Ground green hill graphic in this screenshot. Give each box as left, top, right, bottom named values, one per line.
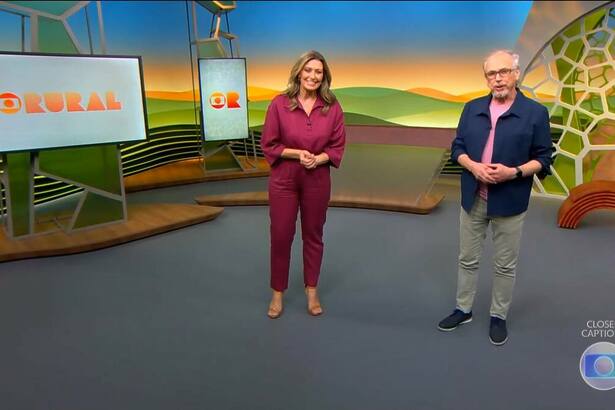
left=247, top=87, right=465, bottom=128
left=146, top=87, right=470, bottom=129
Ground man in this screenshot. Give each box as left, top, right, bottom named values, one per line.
left=438, top=50, right=553, bottom=345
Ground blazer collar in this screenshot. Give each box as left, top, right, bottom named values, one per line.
left=476, top=88, right=525, bottom=118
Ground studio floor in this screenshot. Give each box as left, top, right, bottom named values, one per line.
left=1, top=175, right=614, bottom=410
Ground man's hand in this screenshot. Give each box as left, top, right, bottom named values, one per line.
left=469, top=162, right=497, bottom=184
left=486, top=163, right=517, bottom=183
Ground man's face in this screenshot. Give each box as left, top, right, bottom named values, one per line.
left=484, top=52, right=520, bottom=100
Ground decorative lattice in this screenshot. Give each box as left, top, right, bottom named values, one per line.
left=521, top=3, right=615, bottom=197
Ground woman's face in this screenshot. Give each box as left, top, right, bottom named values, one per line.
left=299, top=59, right=324, bottom=95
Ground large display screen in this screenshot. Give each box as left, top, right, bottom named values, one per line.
left=0, top=52, right=147, bottom=153
left=198, top=58, right=249, bottom=141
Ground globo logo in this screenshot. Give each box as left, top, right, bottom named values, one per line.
left=209, top=91, right=240, bottom=109
left=0, top=92, right=22, bottom=114
left=0, top=91, right=122, bottom=114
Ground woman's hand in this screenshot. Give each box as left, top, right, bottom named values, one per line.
left=304, top=153, right=329, bottom=169
left=299, top=150, right=316, bottom=168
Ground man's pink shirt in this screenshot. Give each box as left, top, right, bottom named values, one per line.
left=478, top=98, right=514, bottom=200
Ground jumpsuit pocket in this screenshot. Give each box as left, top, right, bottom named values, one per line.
left=310, top=166, right=331, bottom=191
left=269, top=160, right=297, bottom=191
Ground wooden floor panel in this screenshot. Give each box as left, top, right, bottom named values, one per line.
left=0, top=203, right=223, bottom=263
left=124, top=158, right=270, bottom=192
left=194, top=191, right=443, bottom=214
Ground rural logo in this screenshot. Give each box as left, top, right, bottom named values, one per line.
left=0, top=91, right=122, bottom=114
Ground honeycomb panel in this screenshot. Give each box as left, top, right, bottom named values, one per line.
left=521, top=3, right=615, bottom=196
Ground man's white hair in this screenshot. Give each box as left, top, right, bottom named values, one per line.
left=483, top=49, right=520, bottom=70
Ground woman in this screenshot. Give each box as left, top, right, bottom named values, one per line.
left=260, top=50, right=346, bottom=319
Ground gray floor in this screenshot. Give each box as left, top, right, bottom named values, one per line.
left=1, top=176, right=614, bottom=410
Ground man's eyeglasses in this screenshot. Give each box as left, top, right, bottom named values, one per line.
left=484, top=67, right=517, bottom=79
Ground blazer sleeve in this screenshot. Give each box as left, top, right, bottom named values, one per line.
left=323, top=101, right=346, bottom=168
left=451, top=103, right=470, bottom=164
left=531, top=105, right=554, bottom=179
left=260, top=98, right=286, bottom=167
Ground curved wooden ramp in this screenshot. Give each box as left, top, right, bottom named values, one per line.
left=558, top=180, right=615, bottom=229
left=0, top=203, right=223, bottom=262
left=195, top=191, right=443, bottom=215
left=124, top=158, right=269, bottom=193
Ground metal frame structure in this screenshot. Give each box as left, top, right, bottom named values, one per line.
left=0, top=1, right=106, bottom=54
left=190, top=1, right=258, bottom=172
left=0, top=1, right=128, bottom=239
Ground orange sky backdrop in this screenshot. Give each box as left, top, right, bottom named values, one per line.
left=142, top=58, right=492, bottom=97
left=141, top=61, right=194, bottom=93
left=246, top=58, right=491, bottom=95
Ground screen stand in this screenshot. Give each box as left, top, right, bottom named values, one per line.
left=1, top=147, right=127, bottom=239
left=240, top=131, right=259, bottom=170
left=201, top=143, right=245, bottom=172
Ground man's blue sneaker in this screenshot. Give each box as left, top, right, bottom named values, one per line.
left=489, top=316, right=508, bottom=345
left=438, top=309, right=473, bottom=331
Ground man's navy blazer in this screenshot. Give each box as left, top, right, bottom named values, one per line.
left=451, top=90, right=553, bottom=217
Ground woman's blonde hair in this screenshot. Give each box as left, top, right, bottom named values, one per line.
left=284, top=50, right=336, bottom=114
